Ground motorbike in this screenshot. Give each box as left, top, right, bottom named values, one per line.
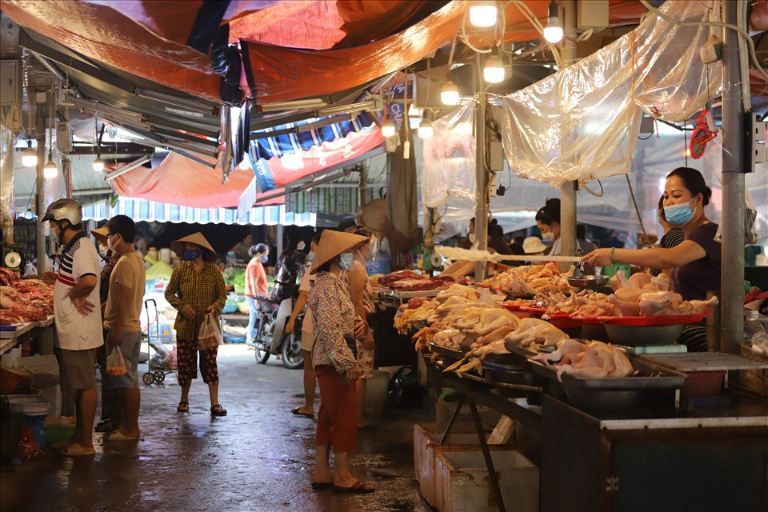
left=247, top=294, right=304, bottom=369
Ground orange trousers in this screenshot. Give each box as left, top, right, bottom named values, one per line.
left=315, top=365, right=358, bottom=453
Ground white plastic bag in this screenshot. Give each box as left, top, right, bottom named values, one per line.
left=106, top=346, right=127, bottom=376
left=198, top=314, right=223, bottom=350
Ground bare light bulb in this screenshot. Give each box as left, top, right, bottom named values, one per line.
left=483, top=55, right=505, bottom=83
left=92, top=158, right=105, bottom=172
left=441, top=81, right=459, bottom=106
left=43, top=154, right=58, bottom=179
left=381, top=120, right=396, bottom=138
left=469, top=1, right=497, bottom=28
left=418, top=119, right=433, bottom=139
left=543, top=1, right=563, bottom=44
left=21, top=141, right=37, bottom=167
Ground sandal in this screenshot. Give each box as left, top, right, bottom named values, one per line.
left=106, top=429, right=140, bottom=441
left=210, top=404, right=227, bottom=416
left=333, top=480, right=376, bottom=494
left=291, top=407, right=314, bottom=418
left=177, top=401, right=189, bottom=412
left=60, top=442, right=96, bottom=457
left=311, top=481, right=334, bottom=490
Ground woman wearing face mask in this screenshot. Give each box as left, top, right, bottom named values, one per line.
left=535, top=198, right=562, bottom=254
left=286, top=235, right=321, bottom=418
left=92, top=226, right=125, bottom=433
left=244, top=243, right=270, bottom=345
left=307, top=230, right=373, bottom=493
left=271, top=238, right=302, bottom=303
left=165, top=233, right=228, bottom=416
left=583, top=168, right=720, bottom=350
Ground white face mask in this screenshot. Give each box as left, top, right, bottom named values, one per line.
left=468, top=232, right=476, bottom=244
left=107, top=234, right=120, bottom=252
left=542, top=232, right=555, bottom=242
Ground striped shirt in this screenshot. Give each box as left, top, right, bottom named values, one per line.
left=165, top=261, right=226, bottom=340
left=53, top=231, right=103, bottom=350
left=649, top=228, right=685, bottom=277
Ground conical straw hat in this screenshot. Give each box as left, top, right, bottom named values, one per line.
left=170, top=232, right=217, bottom=262
left=91, top=226, right=109, bottom=246
left=310, top=230, right=369, bottom=274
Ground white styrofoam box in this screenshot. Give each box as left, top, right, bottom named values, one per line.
left=17, top=355, right=59, bottom=377
left=414, top=423, right=509, bottom=508
left=436, top=450, right=539, bottom=512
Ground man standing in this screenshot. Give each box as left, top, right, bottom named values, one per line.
left=102, top=215, right=146, bottom=441
left=43, top=199, right=102, bottom=456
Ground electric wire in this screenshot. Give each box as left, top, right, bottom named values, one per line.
left=625, top=174, right=648, bottom=238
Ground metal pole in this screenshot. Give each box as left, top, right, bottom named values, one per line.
left=559, top=0, right=578, bottom=265
left=35, top=98, right=47, bottom=277
left=719, top=0, right=746, bottom=354
left=474, top=53, right=489, bottom=281
left=358, top=163, right=368, bottom=210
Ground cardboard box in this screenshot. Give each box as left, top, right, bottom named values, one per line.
left=17, top=355, right=59, bottom=389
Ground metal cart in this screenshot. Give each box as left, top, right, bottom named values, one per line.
left=141, top=298, right=177, bottom=385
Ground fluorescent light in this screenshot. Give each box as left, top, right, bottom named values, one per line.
left=65, top=95, right=144, bottom=122
left=103, top=155, right=152, bottom=181
left=318, top=98, right=381, bottom=117
left=469, top=1, right=497, bottom=28
left=381, top=120, right=396, bottom=138
left=441, top=81, right=459, bottom=106
left=137, top=88, right=216, bottom=116
left=22, top=141, right=37, bottom=167
left=543, top=1, right=563, bottom=43
left=259, top=98, right=328, bottom=112
left=484, top=55, right=505, bottom=83
left=418, top=119, right=433, bottom=139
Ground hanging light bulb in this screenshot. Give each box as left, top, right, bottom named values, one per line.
left=21, top=140, right=38, bottom=167
left=441, top=81, right=460, bottom=106
left=43, top=152, right=58, bottom=179
left=469, top=1, right=498, bottom=28
left=381, top=120, right=396, bottom=138
left=483, top=55, right=505, bottom=83
left=543, top=0, right=563, bottom=44
left=92, top=158, right=105, bottom=172
left=418, top=119, right=433, bottom=139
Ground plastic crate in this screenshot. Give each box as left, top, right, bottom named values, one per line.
left=436, top=398, right=503, bottom=433
left=435, top=449, right=539, bottom=512
left=739, top=344, right=768, bottom=396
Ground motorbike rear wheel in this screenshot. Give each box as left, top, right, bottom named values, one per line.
left=281, top=332, right=304, bottom=369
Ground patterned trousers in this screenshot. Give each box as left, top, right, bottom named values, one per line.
left=176, top=337, right=219, bottom=386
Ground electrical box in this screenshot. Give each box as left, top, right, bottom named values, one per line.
left=489, top=141, right=504, bottom=172
left=577, top=0, right=609, bottom=30
left=0, top=60, right=22, bottom=106
left=746, top=113, right=766, bottom=169
left=56, top=121, right=72, bottom=152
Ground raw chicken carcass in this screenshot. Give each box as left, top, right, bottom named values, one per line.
left=504, top=318, right=569, bottom=348
left=628, top=272, right=653, bottom=289
left=637, top=291, right=683, bottom=316
left=555, top=341, right=633, bottom=381
left=531, top=338, right=585, bottom=363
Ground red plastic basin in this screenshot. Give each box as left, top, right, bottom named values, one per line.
left=680, top=371, right=726, bottom=397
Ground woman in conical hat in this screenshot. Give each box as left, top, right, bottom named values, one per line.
left=306, top=230, right=375, bottom=493
left=165, top=233, right=228, bottom=416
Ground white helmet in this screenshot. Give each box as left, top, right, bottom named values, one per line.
left=42, top=198, right=82, bottom=226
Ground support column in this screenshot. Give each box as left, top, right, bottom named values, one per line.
left=474, top=53, right=489, bottom=281
left=559, top=0, right=578, bottom=262
left=35, top=94, right=47, bottom=277
left=719, top=0, right=746, bottom=353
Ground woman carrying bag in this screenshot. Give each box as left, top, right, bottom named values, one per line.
left=165, top=233, right=227, bottom=416
left=307, top=230, right=374, bottom=494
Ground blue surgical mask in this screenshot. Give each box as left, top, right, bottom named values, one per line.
left=260, top=255, right=268, bottom=263
left=184, top=249, right=201, bottom=261
left=337, top=254, right=353, bottom=270
left=664, top=200, right=695, bottom=226
left=308, top=253, right=314, bottom=263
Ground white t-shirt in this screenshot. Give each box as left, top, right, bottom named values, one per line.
left=53, top=232, right=103, bottom=350
left=298, top=270, right=315, bottom=334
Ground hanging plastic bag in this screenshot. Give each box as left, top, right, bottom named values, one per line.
left=198, top=314, right=223, bottom=350
left=106, top=346, right=127, bottom=376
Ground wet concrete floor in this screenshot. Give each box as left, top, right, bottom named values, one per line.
left=1, top=345, right=435, bottom=512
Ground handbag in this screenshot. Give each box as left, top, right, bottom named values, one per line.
left=343, top=335, right=358, bottom=359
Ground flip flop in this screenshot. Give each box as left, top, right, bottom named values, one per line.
left=210, top=404, right=227, bottom=416
left=334, top=480, right=376, bottom=494
left=60, top=442, right=96, bottom=457
left=311, top=481, right=334, bottom=490
left=177, top=401, right=189, bottom=412
left=49, top=439, right=74, bottom=450
left=106, top=429, right=140, bottom=441
left=291, top=407, right=314, bottom=418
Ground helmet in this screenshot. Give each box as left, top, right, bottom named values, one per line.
left=42, top=198, right=82, bottom=226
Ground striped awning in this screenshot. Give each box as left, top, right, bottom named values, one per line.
left=82, top=197, right=315, bottom=226
left=285, top=185, right=380, bottom=215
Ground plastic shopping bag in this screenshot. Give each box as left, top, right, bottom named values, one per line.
left=106, top=346, right=127, bottom=376
left=198, top=314, right=223, bottom=350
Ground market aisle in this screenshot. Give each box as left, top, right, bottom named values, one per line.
left=0, top=345, right=433, bottom=512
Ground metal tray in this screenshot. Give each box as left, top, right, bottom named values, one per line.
left=428, top=342, right=466, bottom=361
left=604, top=323, right=683, bottom=346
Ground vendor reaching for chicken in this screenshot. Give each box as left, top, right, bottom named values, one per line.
left=582, top=168, right=720, bottom=352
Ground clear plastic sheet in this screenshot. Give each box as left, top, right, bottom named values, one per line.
left=421, top=102, right=476, bottom=208
left=0, top=124, right=15, bottom=228
left=501, top=0, right=722, bottom=188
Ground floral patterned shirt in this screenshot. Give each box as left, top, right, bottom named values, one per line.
left=308, top=272, right=356, bottom=373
